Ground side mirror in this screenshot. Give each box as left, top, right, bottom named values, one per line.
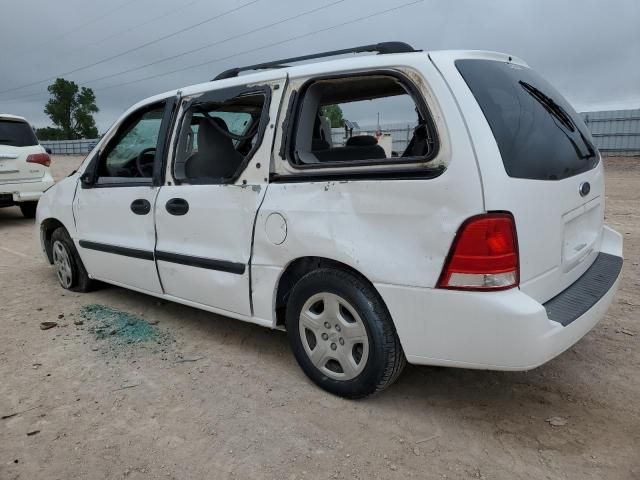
left=80, top=172, right=96, bottom=188
left=45, top=148, right=53, bottom=155
left=80, top=150, right=100, bottom=188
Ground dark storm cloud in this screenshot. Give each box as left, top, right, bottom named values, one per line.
left=0, top=0, right=638, bottom=131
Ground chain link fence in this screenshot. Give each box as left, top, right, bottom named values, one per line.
left=40, top=138, right=99, bottom=155
left=331, top=123, right=415, bottom=154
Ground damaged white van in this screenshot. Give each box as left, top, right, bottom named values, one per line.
left=36, top=43, right=623, bottom=398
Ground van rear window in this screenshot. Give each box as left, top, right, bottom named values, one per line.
left=456, top=59, right=598, bottom=180
left=0, top=120, right=38, bottom=147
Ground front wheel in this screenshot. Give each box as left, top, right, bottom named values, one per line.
left=286, top=268, right=406, bottom=399
left=50, top=227, right=95, bottom=292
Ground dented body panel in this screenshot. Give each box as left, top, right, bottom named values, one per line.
left=154, top=184, right=262, bottom=317
left=153, top=77, right=286, bottom=318
left=34, top=171, right=78, bottom=260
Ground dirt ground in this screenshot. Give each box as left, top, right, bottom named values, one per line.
left=1, top=155, right=639, bottom=480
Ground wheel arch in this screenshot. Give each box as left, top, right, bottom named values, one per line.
left=273, top=256, right=386, bottom=328
left=40, top=217, right=68, bottom=264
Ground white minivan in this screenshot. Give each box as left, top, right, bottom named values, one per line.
left=1, top=114, right=53, bottom=217
left=36, top=43, right=623, bottom=398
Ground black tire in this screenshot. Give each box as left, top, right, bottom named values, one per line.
left=286, top=268, right=406, bottom=399
left=50, top=227, right=95, bottom=292
left=19, top=201, right=38, bottom=218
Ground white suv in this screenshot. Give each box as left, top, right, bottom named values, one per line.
left=35, top=43, right=623, bottom=398
left=1, top=114, right=54, bottom=217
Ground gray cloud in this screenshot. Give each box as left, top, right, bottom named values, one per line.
left=1, top=0, right=638, bottom=132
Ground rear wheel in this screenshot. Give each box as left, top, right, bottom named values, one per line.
left=19, top=201, right=38, bottom=218
left=50, top=227, right=95, bottom=292
left=286, top=268, right=406, bottom=398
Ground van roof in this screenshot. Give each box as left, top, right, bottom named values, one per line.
left=126, top=47, right=522, bottom=114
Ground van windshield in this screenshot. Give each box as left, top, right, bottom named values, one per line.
left=456, top=59, right=598, bottom=180
left=0, top=120, right=39, bottom=147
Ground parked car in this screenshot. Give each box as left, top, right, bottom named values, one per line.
left=35, top=43, right=623, bottom=398
left=0, top=114, right=53, bottom=217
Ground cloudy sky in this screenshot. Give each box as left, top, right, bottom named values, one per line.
left=1, top=0, right=638, bottom=132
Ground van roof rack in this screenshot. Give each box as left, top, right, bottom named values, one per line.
left=212, top=41, right=417, bottom=81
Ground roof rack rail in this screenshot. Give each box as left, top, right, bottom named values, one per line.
left=212, top=41, right=417, bottom=81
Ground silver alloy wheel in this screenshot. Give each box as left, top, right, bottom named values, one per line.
left=52, top=240, right=73, bottom=289
left=299, top=292, right=369, bottom=381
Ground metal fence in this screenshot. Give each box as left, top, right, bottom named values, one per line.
left=331, top=123, right=415, bottom=154
left=40, top=138, right=99, bottom=155
left=581, top=109, right=640, bottom=156
left=339, top=113, right=640, bottom=158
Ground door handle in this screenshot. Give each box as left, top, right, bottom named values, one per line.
left=165, top=198, right=189, bottom=216
left=130, top=199, right=151, bottom=215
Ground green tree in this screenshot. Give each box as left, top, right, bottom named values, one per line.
left=321, top=104, right=344, bottom=128
left=44, top=78, right=99, bottom=139
left=35, top=126, right=66, bottom=141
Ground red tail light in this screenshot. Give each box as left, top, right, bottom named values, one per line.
left=437, top=213, right=519, bottom=291
left=26, top=152, right=51, bottom=167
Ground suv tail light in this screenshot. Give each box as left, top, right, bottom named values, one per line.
left=26, top=153, right=51, bottom=167
left=437, top=213, right=519, bottom=291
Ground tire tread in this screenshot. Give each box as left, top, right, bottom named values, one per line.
left=287, top=267, right=406, bottom=398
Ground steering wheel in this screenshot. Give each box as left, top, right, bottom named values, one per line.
left=135, top=147, right=156, bottom=177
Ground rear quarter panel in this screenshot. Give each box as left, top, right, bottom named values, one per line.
left=430, top=51, right=607, bottom=303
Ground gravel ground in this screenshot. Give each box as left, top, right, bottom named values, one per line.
left=1, top=155, right=639, bottom=480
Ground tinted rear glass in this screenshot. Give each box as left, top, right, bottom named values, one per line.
left=456, top=59, right=598, bottom=180
left=0, top=120, right=38, bottom=147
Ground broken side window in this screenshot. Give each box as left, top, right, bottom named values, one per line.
left=173, top=91, right=266, bottom=184
left=288, top=73, right=438, bottom=167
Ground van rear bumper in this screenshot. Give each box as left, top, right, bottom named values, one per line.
left=376, top=226, right=624, bottom=371
left=543, top=252, right=622, bottom=326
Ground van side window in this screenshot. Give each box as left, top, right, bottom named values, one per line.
left=288, top=73, right=438, bottom=167
left=98, top=103, right=165, bottom=179
left=173, top=91, right=266, bottom=184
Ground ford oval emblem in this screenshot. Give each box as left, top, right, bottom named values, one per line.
left=579, top=182, right=591, bottom=197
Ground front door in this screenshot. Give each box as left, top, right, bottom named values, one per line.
left=74, top=98, right=174, bottom=293
left=154, top=81, right=283, bottom=317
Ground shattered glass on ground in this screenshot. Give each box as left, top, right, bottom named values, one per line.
left=80, top=304, right=170, bottom=346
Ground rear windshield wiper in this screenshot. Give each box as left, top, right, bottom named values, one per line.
left=520, top=81, right=596, bottom=159
left=520, top=81, right=575, bottom=131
